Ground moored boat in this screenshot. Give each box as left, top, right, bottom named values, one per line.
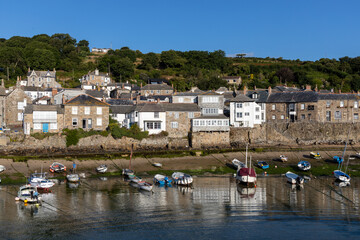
left=49, top=162, right=66, bottom=173
left=29, top=172, right=55, bottom=189
left=333, top=170, right=350, bottom=182
left=172, top=172, right=193, bottom=186
left=66, top=174, right=80, bottom=183
left=0, top=165, right=6, bottom=173
left=310, top=152, right=321, bottom=159
left=257, top=161, right=269, bottom=169
left=298, top=161, right=311, bottom=171
left=122, top=169, right=134, bottom=178
left=130, top=175, right=142, bottom=183
left=96, top=164, right=108, bottom=173
left=285, top=171, right=304, bottom=185
left=232, top=159, right=246, bottom=170
left=152, top=162, right=162, bottom=167
left=138, top=181, right=153, bottom=191
left=154, top=174, right=172, bottom=186
left=16, top=184, right=41, bottom=204
left=280, top=155, right=288, bottom=162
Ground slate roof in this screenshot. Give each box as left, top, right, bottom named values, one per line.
left=140, top=95, right=172, bottom=101
left=110, top=105, right=136, bottom=114
left=162, top=103, right=200, bottom=112
left=230, top=94, right=254, bottom=102
left=27, top=70, right=56, bottom=78
left=22, top=86, right=53, bottom=92
left=107, top=99, right=134, bottom=105
left=137, top=103, right=165, bottom=112
left=85, top=90, right=106, bottom=98
left=273, top=86, right=301, bottom=92
left=317, top=93, right=358, bottom=100
left=65, top=94, right=109, bottom=106
left=216, top=87, right=229, bottom=92
left=198, top=91, right=221, bottom=96
left=245, top=90, right=269, bottom=103
left=173, top=92, right=201, bottom=96
left=266, top=91, right=318, bottom=103
left=148, top=78, right=171, bottom=85
left=141, top=84, right=173, bottom=91
left=24, top=104, right=64, bottom=114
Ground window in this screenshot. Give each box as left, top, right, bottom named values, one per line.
left=218, top=120, right=222, bottom=126
left=354, top=113, right=359, bottom=120
left=223, top=120, right=229, bottom=126
left=255, top=115, right=260, bottom=120
left=245, top=112, right=250, bottom=116
left=206, top=120, right=211, bottom=126
left=281, top=115, right=285, bottom=120
left=85, top=107, right=90, bottom=115
left=272, top=104, right=276, bottom=110
left=261, top=113, right=264, bottom=120
left=72, top=107, right=78, bottom=115
left=236, top=112, right=243, bottom=118
left=335, top=111, right=341, bottom=120
left=97, top=117, right=102, bottom=126
left=146, top=122, right=161, bottom=129
left=200, top=120, right=205, bottom=126
left=202, top=108, right=218, bottom=115
left=308, top=105, right=315, bottom=110
left=188, top=112, right=194, bottom=118
left=301, top=114, right=305, bottom=120
left=245, top=103, right=250, bottom=107
left=72, top=118, right=78, bottom=126
left=252, top=93, right=258, bottom=99
left=178, top=97, right=184, bottom=103
left=340, top=101, right=344, bottom=107
left=326, top=101, right=331, bottom=108
left=154, top=112, right=159, bottom=118
left=301, top=104, right=305, bottom=110
left=236, top=103, right=243, bottom=108
left=171, top=122, right=178, bottom=128
left=255, top=107, right=260, bottom=112
left=193, top=120, right=199, bottom=126
left=157, top=90, right=160, bottom=94
left=355, top=101, right=359, bottom=109
left=308, top=114, right=312, bottom=119
left=17, top=113, right=23, bottom=121
left=50, top=123, right=57, bottom=130
left=88, top=119, right=92, bottom=128
left=18, top=102, right=25, bottom=110
left=202, top=96, right=218, bottom=103
left=272, top=115, right=276, bottom=120
left=174, top=113, right=179, bottom=119
left=97, top=107, right=102, bottom=115
left=34, top=123, right=41, bottom=130
left=326, top=111, right=331, bottom=121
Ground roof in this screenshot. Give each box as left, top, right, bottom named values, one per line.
left=137, top=103, right=165, bottom=112
left=86, top=70, right=109, bottom=77
left=193, top=114, right=229, bottom=119
left=22, top=86, right=53, bottom=92
left=107, top=99, right=134, bottom=105
left=245, top=90, right=269, bottom=103
left=141, top=84, right=173, bottom=91
left=140, top=95, right=172, bottom=101
left=173, top=92, right=200, bottom=97
left=65, top=94, right=109, bottom=106
left=318, top=93, right=358, bottom=100
left=162, top=103, right=200, bottom=112
left=267, top=91, right=318, bottom=103
left=273, top=86, right=301, bottom=92
left=198, top=91, right=221, bottom=96
left=230, top=94, right=254, bottom=102
left=0, top=87, right=6, bottom=96
left=24, top=104, right=64, bottom=114
left=85, top=90, right=106, bottom=98
left=216, top=87, right=229, bottom=92
left=27, top=70, right=56, bottom=78
left=148, top=78, right=171, bottom=85
left=110, top=105, right=136, bottom=114
left=222, top=76, right=241, bottom=79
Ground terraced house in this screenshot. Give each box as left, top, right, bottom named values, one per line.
left=23, top=105, right=64, bottom=134
left=64, top=94, right=109, bottom=131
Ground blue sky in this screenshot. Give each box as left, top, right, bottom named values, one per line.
left=1, top=0, right=359, bottom=60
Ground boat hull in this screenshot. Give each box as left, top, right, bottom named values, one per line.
left=334, top=170, right=350, bottom=182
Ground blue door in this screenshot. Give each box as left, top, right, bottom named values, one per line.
left=42, top=123, right=49, bottom=133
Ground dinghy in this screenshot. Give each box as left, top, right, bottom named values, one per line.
left=66, top=174, right=80, bottom=183
left=29, top=172, right=55, bottom=189
left=280, top=155, right=288, bottom=162
left=49, top=162, right=66, bottom=173
left=298, top=161, right=311, bottom=171
left=16, top=185, right=41, bottom=204
left=310, top=152, right=321, bottom=159
left=0, top=165, right=6, bottom=173
left=333, top=170, right=350, bottom=182
left=257, top=161, right=269, bottom=169
left=96, top=164, right=108, bottom=173
left=285, top=171, right=304, bottom=185
left=138, top=181, right=153, bottom=191
left=129, top=175, right=142, bottom=183
left=154, top=174, right=172, bottom=186
left=152, top=162, right=162, bottom=167
left=122, top=169, right=134, bottom=178
left=172, top=172, right=193, bottom=186
left=232, top=159, right=246, bottom=169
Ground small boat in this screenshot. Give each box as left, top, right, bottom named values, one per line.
left=154, top=174, right=172, bottom=186
left=130, top=175, right=142, bottom=183
left=236, top=167, right=257, bottom=186
left=354, top=152, right=360, bottom=158
left=333, top=170, right=350, bottom=182
left=0, top=165, right=6, bottom=173
left=152, top=162, right=162, bottom=167
left=16, top=184, right=41, bottom=203
left=49, top=162, right=66, bottom=173
left=29, top=172, right=55, bottom=189
left=285, top=171, right=304, bottom=185
left=96, top=164, right=108, bottom=173
left=232, top=159, right=246, bottom=169
left=138, top=181, right=153, bottom=191
left=257, top=161, right=269, bottom=169
left=122, top=169, right=134, bottom=178
left=298, top=161, right=311, bottom=171
left=333, top=156, right=343, bottom=164
left=172, top=172, right=193, bottom=186
left=280, top=155, right=288, bottom=162
left=66, top=174, right=80, bottom=183
left=310, top=152, right=321, bottom=159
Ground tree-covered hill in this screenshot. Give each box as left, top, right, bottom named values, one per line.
left=1, top=33, right=360, bottom=92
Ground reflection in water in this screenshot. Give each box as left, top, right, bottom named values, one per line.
left=0, top=176, right=359, bottom=239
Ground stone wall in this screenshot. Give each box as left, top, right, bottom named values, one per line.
left=191, top=131, right=230, bottom=149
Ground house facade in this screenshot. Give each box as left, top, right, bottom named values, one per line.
left=26, top=69, right=61, bottom=88
left=140, top=84, right=173, bottom=96
left=23, top=105, right=64, bottom=134
left=80, top=69, right=111, bottom=86
left=229, top=94, right=264, bottom=128
left=64, top=95, right=109, bottom=131
left=22, top=86, right=54, bottom=101
left=5, top=88, right=32, bottom=128
left=137, top=103, right=166, bottom=135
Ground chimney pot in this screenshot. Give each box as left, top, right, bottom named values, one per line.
left=268, top=86, right=272, bottom=95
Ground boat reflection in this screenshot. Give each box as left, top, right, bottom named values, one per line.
left=67, top=182, right=79, bottom=189
left=237, top=185, right=256, bottom=198
left=334, top=180, right=350, bottom=187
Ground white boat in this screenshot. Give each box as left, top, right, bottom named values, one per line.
left=152, top=162, right=162, bottom=167
left=66, top=174, right=80, bottom=183
left=285, top=171, right=304, bottom=185
left=0, top=165, right=6, bottom=173
left=232, top=159, right=246, bottom=169
left=130, top=175, right=142, bottom=183
left=29, top=173, right=55, bottom=189
left=153, top=174, right=172, bottom=185
left=280, top=155, right=288, bottom=162
left=236, top=146, right=257, bottom=186
left=16, top=184, right=41, bottom=203
left=96, top=164, right=108, bottom=173
left=172, top=172, right=193, bottom=186
left=333, top=170, right=350, bottom=182
left=298, top=161, right=311, bottom=171
left=122, top=169, right=134, bottom=177
left=138, top=181, right=153, bottom=191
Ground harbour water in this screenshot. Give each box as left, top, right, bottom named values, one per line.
left=0, top=176, right=359, bottom=239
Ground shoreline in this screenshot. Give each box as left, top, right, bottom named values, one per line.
left=1, top=148, right=360, bottom=184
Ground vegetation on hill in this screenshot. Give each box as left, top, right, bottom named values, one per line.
left=1, top=33, right=360, bottom=92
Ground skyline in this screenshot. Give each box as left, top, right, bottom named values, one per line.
left=1, top=0, right=360, bottom=61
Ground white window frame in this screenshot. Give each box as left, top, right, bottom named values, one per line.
left=97, top=117, right=102, bottom=126
left=85, top=107, right=90, bottom=115
left=97, top=107, right=102, bottom=115
left=340, top=101, right=344, bottom=107
left=171, top=122, right=178, bottom=129
left=272, top=104, right=276, bottom=110
left=301, top=104, right=305, bottom=110
left=72, top=106, right=78, bottom=115
left=188, top=112, right=194, bottom=118
left=72, top=118, right=78, bottom=126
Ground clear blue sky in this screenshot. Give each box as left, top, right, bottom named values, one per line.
left=1, top=0, right=359, bottom=60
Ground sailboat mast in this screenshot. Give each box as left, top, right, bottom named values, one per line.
left=129, top=143, right=133, bottom=169
left=245, top=144, right=248, bottom=167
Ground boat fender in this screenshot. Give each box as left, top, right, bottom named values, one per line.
left=15, top=197, right=20, bottom=201
left=24, top=199, right=28, bottom=203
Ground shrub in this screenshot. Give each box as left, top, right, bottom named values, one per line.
left=109, top=123, right=148, bottom=140
left=31, top=132, right=57, bottom=140
left=63, top=128, right=109, bottom=147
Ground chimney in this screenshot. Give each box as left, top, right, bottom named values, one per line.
left=52, top=88, right=58, bottom=96
left=243, top=85, right=248, bottom=95
left=254, top=85, right=257, bottom=90
left=339, top=89, right=341, bottom=94
left=62, top=94, right=65, bottom=104
left=157, top=98, right=160, bottom=103
left=136, top=95, right=140, bottom=104
left=268, top=86, right=272, bottom=95
left=305, top=85, right=311, bottom=91
left=95, top=68, right=99, bottom=76
left=28, top=67, right=31, bottom=72
left=315, top=85, right=318, bottom=92
left=140, top=82, right=143, bottom=88
left=130, top=92, right=133, bottom=101
left=116, top=89, right=119, bottom=98
left=97, top=85, right=100, bottom=91
left=292, top=85, right=296, bottom=88
left=1, top=79, right=4, bottom=88
left=172, top=83, right=174, bottom=88
left=53, top=68, right=56, bottom=73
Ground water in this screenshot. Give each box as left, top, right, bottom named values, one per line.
left=0, top=176, right=359, bottom=240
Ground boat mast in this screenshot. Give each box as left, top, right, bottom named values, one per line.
left=129, top=143, right=133, bottom=169
left=245, top=144, right=248, bottom=167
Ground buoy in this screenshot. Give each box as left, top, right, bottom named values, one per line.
left=15, top=197, right=20, bottom=201
left=24, top=199, right=28, bottom=203
left=275, top=165, right=277, bottom=168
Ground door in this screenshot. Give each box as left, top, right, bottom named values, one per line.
left=88, top=119, right=92, bottom=129
left=42, top=123, right=49, bottom=133
left=82, top=119, right=87, bottom=129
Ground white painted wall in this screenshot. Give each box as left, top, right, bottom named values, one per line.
left=138, top=111, right=166, bottom=134
left=230, top=101, right=265, bottom=128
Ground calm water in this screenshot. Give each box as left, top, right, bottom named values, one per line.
left=0, top=176, right=359, bottom=240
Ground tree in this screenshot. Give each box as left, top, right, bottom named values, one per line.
left=28, top=49, right=56, bottom=70
left=160, top=50, right=186, bottom=68
left=139, top=52, right=159, bottom=70
left=275, top=67, right=295, bottom=84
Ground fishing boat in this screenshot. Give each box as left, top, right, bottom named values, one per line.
left=257, top=161, right=269, bottom=169
left=172, top=172, right=193, bottom=186
left=153, top=174, right=172, bottom=186
left=122, top=168, right=134, bottom=178
left=16, top=184, right=41, bottom=204
left=310, top=152, right=321, bottom=159
left=29, top=172, right=55, bottom=189
left=138, top=181, right=153, bottom=191
left=232, top=159, right=246, bottom=169
left=279, top=155, right=288, bottom=162
left=66, top=174, right=80, bottom=183
left=333, top=170, right=351, bottom=182
left=285, top=171, right=304, bottom=185
left=298, top=161, right=311, bottom=171
left=0, top=165, right=5, bottom=173
left=152, top=162, right=162, bottom=167
left=49, top=162, right=66, bottom=173
left=96, top=164, right=108, bottom=173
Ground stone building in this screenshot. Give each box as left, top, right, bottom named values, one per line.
left=23, top=105, right=64, bottom=134
left=0, top=80, right=6, bottom=128
left=80, top=69, right=111, bottom=87
left=26, top=68, right=61, bottom=88
left=64, top=94, right=109, bottom=131
left=5, top=87, right=32, bottom=128
left=317, top=93, right=360, bottom=122
left=163, top=103, right=201, bottom=138
left=140, top=83, right=173, bottom=96
left=222, top=76, right=242, bottom=85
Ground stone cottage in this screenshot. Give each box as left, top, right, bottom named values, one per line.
left=5, top=87, right=32, bottom=129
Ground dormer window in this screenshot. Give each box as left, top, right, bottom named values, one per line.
left=252, top=93, right=258, bottom=99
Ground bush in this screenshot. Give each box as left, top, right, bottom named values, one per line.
left=109, top=123, right=148, bottom=140
left=31, top=132, right=57, bottom=140
left=63, top=128, right=109, bottom=147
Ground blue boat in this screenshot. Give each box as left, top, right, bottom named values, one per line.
left=333, top=156, right=343, bottom=164
left=257, top=161, right=269, bottom=169
left=298, top=161, right=311, bottom=171
left=154, top=174, right=172, bottom=186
